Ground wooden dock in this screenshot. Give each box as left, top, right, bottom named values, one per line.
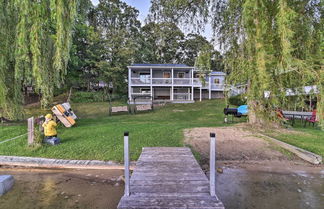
left=117, top=147, right=224, bottom=209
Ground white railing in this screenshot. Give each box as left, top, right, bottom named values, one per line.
left=173, top=78, right=192, bottom=85
left=211, top=84, right=225, bottom=90
left=130, top=77, right=225, bottom=90
left=174, top=93, right=191, bottom=100
left=131, top=92, right=151, bottom=96
left=152, top=78, right=172, bottom=85
left=131, top=78, right=151, bottom=85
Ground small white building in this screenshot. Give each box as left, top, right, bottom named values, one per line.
left=128, top=64, right=226, bottom=103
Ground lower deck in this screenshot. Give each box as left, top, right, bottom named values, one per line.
left=130, top=86, right=224, bottom=104
left=117, top=147, right=224, bottom=209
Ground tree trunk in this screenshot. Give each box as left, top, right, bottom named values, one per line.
left=247, top=99, right=258, bottom=124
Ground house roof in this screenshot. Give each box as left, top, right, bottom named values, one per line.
left=210, top=71, right=226, bottom=76
left=128, top=64, right=194, bottom=69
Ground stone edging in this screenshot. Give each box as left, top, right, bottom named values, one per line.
left=259, top=134, right=322, bottom=165
left=0, top=156, right=136, bottom=170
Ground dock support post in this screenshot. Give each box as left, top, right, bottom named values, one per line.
left=124, top=132, right=130, bottom=196
left=27, top=117, right=34, bottom=145
left=210, top=132, right=216, bottom=196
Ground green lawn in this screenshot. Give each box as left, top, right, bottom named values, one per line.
left=0, top=100, right=234, bottom=161
left=1, top=100, right=322, bottom=161
left=264, top=124, right=324, bottom=158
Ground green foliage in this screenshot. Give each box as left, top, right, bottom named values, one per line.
left=229, top=95, right=247, bottom=106
left=34, top=128, right=44, bottom=145
left=140, top=22, right=184, bottom=63
left=148, top=0, right=211, bottom=33
left=67, top=0, right=141, bottom=94
left=71, top=91, right=108, bottom=103
left=0, top=0, right=78, bottom=119
left=149, top=0, right=323, bottom=129
left=195, top=46, right=212, bottom=84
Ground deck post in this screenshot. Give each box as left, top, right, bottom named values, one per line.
left=191, top=86, right=194, bottom=100
left=210, top=132, right=216, bottom=197
left=124, top=132, right=130, bottom=196
left=191, top=69, right=194, bottom=101
left=150, top=68, right=153, bottom=101
left=199, top=87, right=202, bottom=101
left=128, top=68, right=131, bottom=101
left=209, top=76, right=212, bottom=100
left=171, top=68, right=174, bottom=101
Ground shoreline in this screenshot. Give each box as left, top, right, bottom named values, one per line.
left=1, top=155, right=323, bottom=173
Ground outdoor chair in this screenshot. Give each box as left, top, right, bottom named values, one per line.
left=276, top=109, right=290, bottom=123
left=304, top=110, right=318, bottom=127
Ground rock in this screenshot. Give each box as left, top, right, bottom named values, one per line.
left=61, top=192, right=65, bottom=195
left=114, top=183, right=120, bottom=187
left=78, top=194, right=82, bottom=197
left=297, top=189, right=302, bottom=193
left=64, top=196, right=69, bottom=199
left=0, top=175, right=14, bottom=196
left=117, top=176, right=125, bottom=182
left=217, top=167, right=223, bottom=174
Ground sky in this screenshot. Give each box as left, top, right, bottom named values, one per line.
left=91, top=0, right=150, bottom=23
left=91, top=0, right=213, bottom=40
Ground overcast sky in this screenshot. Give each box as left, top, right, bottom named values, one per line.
left=91, top=0, right=213, bottom=41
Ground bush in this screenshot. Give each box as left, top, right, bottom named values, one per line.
left=71, top=91, right=107, bottom=103
left=71, top=91, right=128, bottom=103
left=228, top=95, right=246, bottom=106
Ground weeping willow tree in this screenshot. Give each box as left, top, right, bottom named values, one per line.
left=149, top=0, right=323, bottom=129
left=0, top=0, right=77, bottom=120
left=195, top=46, right=212, bottom=85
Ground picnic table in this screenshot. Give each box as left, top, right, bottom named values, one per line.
left=282, top=111, right=312, bottom=126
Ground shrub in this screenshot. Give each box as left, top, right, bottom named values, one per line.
left=229, top=95, right=246, bottom=106
left=71, top=91, right=107, bottom=103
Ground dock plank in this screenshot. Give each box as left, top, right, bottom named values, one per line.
left=117, top=147, right=224, bottom=209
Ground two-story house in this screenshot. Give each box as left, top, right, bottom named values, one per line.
left=128, top=64, right=226, bottom=103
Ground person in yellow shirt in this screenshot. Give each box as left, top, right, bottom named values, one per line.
left=42, top=114, right=57, bottom=137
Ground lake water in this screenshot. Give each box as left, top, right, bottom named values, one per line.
left=0, top=167, right=323, bottom=209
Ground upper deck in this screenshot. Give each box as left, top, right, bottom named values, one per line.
left=128, top=64, right=226, bottom=90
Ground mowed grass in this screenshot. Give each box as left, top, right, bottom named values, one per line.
left=265, top=124, right=324, bottom=158
left=0, top=100, right=232, bottom=161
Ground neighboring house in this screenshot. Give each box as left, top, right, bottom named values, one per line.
left=128, top=64, right=226, bottom=103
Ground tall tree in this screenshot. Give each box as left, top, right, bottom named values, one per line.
left=149, top=0, right=323, bottom=129
left=92, top=0, right=142, bottom=95
left=67, top=0, right=104, bottom=90
left=0, top=0, right=77, bottom=119
left=179, top=33, right=223, bottom=71
left=140, top=22, right=185, bottom=64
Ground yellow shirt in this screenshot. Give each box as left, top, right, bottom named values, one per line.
left=42, top=120, right=57, bottom=136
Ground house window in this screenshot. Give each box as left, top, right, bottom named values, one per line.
left=178, top=72, right=185, bottom=78
left=214, top=78, right=220, bottom=84
left=163, top=72, right=171, bottom=78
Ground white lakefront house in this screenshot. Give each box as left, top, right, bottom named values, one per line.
left=128, top=64, right=226, bottom=103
